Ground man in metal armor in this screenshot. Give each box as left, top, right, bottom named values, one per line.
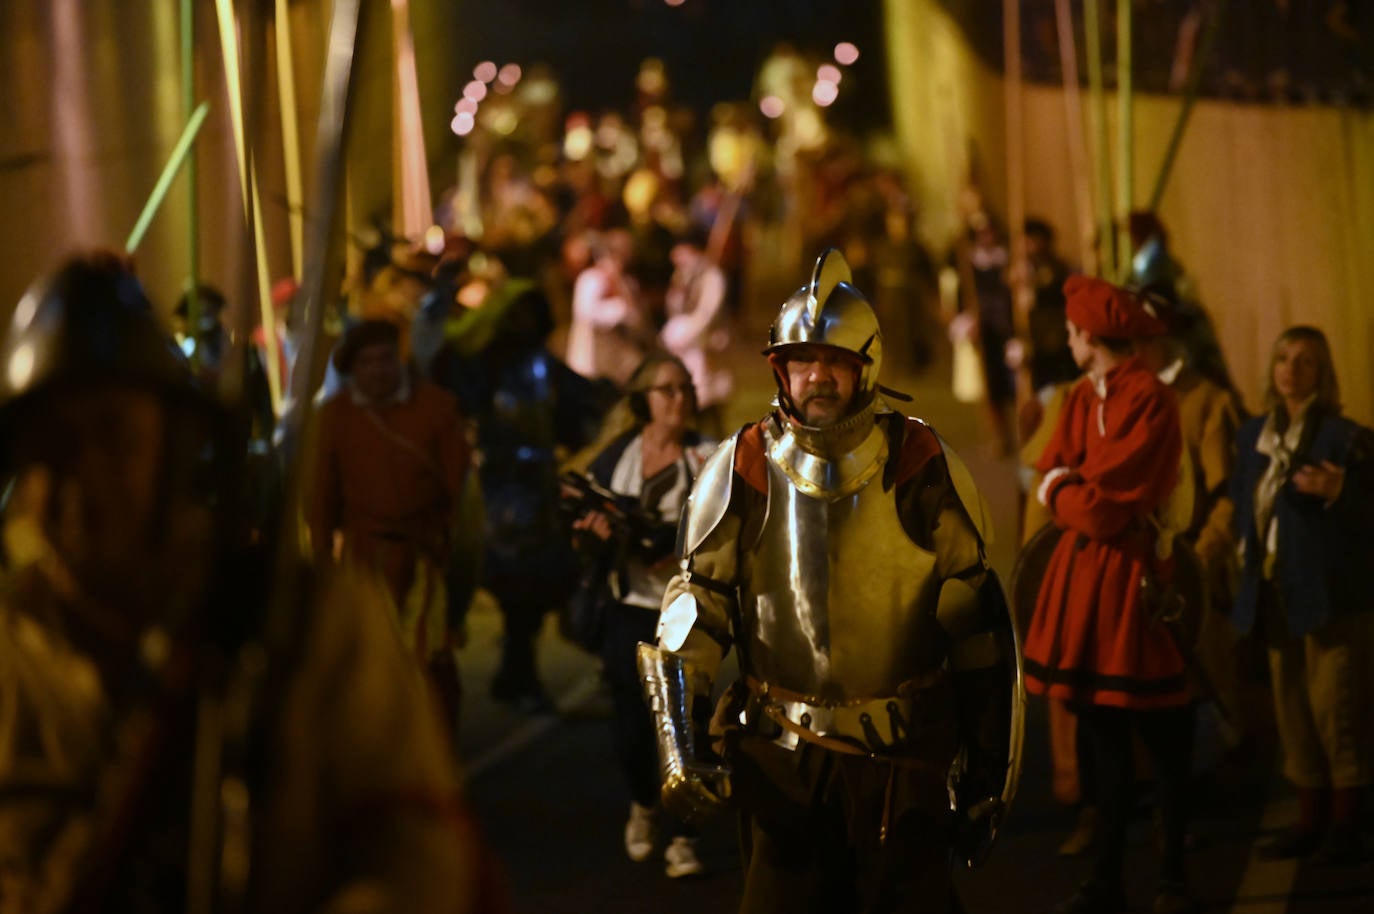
left=638, top=249, right=1023, bottom=913
left=429, top=279, right=610, bottom=709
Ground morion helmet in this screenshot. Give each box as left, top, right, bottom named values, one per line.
left=764, top=248, right=882, bottom=405
left=0, top=254, right=195, bottom=413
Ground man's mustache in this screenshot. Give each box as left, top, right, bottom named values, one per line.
left=801, top=385, right=840, bottom=404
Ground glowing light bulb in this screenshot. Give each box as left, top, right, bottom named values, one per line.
left=424, top=225, right=446, bottom=254
left=759, top=95, right=785, bottom=119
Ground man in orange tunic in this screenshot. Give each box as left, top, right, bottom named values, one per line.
left=1024, top=276, right=1197, bottom=914
left=310, top=320, right=472, bottom=727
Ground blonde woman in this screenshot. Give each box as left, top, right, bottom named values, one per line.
left=568, top=352, right=717, bottom=877
left=1232, top=326, right=1374, bottom=864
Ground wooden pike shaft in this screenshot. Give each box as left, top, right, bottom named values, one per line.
left=214, top=0, right=282, bottom=414
left=1084, top=0, right=1114, bottom=277
left=276, top=0, right=304, bottom=280
left=1004, top=0, right=1029, bottom=336
left=1054, top=0, right=1099, bottom=275
left=1149, top=0, right=1229, bottom=211
left=125, top=102, right=210, bottom=255
left=1117, top=0, right=1133, bottom=281
left=181, top=0, right=201, bottom=343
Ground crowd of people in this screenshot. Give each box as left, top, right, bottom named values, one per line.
left=0, top=53, right=1371, bottom=914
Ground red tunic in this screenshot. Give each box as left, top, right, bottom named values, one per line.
left=1023, top=357, right=1188, bottom=709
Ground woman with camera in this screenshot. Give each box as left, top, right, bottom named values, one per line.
left=1232, top=325, right=1374, bottom=864
left=567, top=352, right=718, bottom=878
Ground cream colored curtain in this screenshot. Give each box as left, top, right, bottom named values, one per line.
left=886, top=0, right=1374, bottom=425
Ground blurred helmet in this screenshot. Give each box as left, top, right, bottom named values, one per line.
left=764, top=247, right=882, bottom=403
left=0, top=254, right=197, bottom=418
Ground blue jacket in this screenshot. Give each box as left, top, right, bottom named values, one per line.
left=1231, top=409, right=1374, bottom=637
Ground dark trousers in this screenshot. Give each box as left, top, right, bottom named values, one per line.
left=728, top=735, right=961, bottom=914
left=1078, top=704, right=1195, bottom=889
left=1076, top=713, right=1097, bottom=805
left=486, top=541, right=579, bottom=692
left=600, top=602, right=663, bottom=807
left=599, top=602, right=693, bottom=837
left=739, top=807, right=960, bottom=914
left=491, top=592, right=546, bottom=690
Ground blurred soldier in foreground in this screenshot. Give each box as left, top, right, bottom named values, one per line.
left=0, top=254, right=485, bottom=913
left=640, top=250, right=1022, bottom=913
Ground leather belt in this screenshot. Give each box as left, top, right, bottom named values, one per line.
left=743, top=675, right=943, bottom=766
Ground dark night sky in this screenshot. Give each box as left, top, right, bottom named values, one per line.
left=452, top=0, right=891, bottom=128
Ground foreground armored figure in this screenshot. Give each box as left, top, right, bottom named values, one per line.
left=639, top=249, right=1023, bottom=913
left=0, top=255, right=486, bottom=913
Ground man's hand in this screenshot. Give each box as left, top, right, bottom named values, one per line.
left=1291, top=460, right=1345, bottom=502
left=662, top=763, right=732, bottom=825
left=571, top=510, right=613, bottom=541
left=952, top=797, right=1004, bottom=868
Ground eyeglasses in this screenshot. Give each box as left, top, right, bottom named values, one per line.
left=647, top=384, right=694, bottom=398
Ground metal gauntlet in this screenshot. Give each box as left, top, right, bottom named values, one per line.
left=635, top=642, right=731, bottom=823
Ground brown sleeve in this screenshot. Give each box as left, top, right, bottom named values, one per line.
left=1193, top=387, right=1242, bottom=570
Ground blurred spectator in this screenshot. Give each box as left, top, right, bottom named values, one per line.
left=309, top=319, right=471, bottom=734
left=1126, top=210, right=1188, bottom=305
left=660, top=227, right=733, bottom=438
left=1231, top=325, right=1374, bottom=865
left=567, top=229, right=647, bottom=385
left=173, top=283, right=275, bottom=448
left=254, top=276, right=300, bottom=404
left=1136, top=293, right=1252, bottom=789
left=950, top=209, right=1017, bottom=456
left=481, top=153, right=559, bottom=279
left=1022, top=220, right=1078, bottom=394
left=870, top=168, right=940, bottom=371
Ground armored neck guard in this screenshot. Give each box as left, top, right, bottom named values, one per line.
left=765, top=399, right=890, bottom=499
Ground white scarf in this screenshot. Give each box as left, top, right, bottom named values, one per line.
left=1253, top=397, right=1314, bottom=577
left=610, top=434, right=718, bottom=609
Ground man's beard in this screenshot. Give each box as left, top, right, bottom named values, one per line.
left=800, top=385, right=844, bottom=425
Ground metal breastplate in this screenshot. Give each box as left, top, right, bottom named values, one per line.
left=742, top=422, right=944, bottom=701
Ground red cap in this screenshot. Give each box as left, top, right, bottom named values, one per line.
left=1063, top=275, right=1166, bottom=339
left=271, top=277, right=299, bottom=309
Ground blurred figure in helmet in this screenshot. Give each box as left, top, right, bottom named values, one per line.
left=0, top=253, right=489, bottom=913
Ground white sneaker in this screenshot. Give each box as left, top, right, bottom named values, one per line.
left=664, top=836, right=703, bottom=878
left=624, top=803, right=656, bottom=862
